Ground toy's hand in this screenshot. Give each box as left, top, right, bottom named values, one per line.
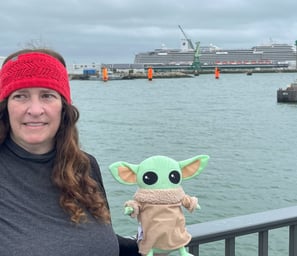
left=124, top=206, right=134, bottom=215
left=182, top=195, right=199, bottom=212
left=197, top=203, right=201, bottom=210
left=124, top=200, right=139, bottom=218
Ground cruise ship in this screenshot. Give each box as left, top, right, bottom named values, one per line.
left=134, top=30, right=296, bottom=70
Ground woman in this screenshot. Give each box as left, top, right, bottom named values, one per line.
left=0, top=49, right=139, bottom=255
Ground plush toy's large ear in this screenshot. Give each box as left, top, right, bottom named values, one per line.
left=109, top=161, right=139, bottom=185
left=179, top=155, right=209, bottom=180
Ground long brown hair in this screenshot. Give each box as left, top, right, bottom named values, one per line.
left=0, top=49, right=110, bottom=223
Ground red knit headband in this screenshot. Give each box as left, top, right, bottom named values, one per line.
left=0, top=52, right=71, bottom=103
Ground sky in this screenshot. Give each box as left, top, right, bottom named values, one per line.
left=1, top=0, right=297, bottom=65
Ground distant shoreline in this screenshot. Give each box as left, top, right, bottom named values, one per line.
left=69, top=68, right=297, bottom=80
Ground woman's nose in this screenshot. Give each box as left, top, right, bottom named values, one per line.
left=27, top=98, right=44, bottom=116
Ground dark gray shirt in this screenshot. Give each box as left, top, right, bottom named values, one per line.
left=0, top=138, right=119, bottom=256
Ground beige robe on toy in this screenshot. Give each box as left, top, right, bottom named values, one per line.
left=125, top=187, right=198, bottom=255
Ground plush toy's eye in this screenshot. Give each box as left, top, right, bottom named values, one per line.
left=169, top=170, right=180, bottom=184
left=143, top=171, right=158, bottom=185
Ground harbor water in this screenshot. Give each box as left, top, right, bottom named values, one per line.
left=70, top=72, right=297, bottom=255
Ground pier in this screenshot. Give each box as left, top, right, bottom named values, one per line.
left=187, top=206, right=297, bottom=256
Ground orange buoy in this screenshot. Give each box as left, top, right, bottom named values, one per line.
left=215, top=67, right=220, bottom=79
left=147, top=67, right=153, bottom=81
left=102, top=67, right=108, bottom=81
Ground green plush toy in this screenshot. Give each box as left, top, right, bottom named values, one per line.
left=109, top=155, right=209, bottom=256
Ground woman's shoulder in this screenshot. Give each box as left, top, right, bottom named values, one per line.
left=83, top=152, right=100, bottom=171
left=82, top=151, right=103, bottom=184
left=83, top=151, right=97, bottom=163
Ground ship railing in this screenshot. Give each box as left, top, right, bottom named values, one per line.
left=187, top=205, right=297, bottom=256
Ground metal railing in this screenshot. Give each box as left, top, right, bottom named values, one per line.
left=187, top=205, right=297, bottom=256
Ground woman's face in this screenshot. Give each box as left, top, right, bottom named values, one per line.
left=7, top=87, right=63, bottom=154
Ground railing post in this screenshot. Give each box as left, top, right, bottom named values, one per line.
left=188, top=244, right=199, bottom=256
left=225, top=237, right=235, bottom=256
left=289, top=224, right=297, bottom=256
left=258, top=230, right=268, bottom=256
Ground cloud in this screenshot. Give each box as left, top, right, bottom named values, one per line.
left=1, top=0, right=297, bottom=64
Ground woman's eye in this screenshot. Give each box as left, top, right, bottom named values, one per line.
left=12, top=94, right=27, bottom=100
left=42, top=93, right=56, bottom=99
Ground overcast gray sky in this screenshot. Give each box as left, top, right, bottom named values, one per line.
left=1, top=0, right=297, bottom=65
